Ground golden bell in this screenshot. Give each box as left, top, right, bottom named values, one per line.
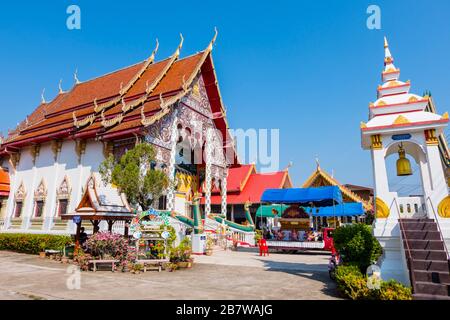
left=396, top=143, right=412, bottom=176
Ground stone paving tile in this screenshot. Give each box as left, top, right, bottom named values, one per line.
left=0, top=251, right=340, bottom=300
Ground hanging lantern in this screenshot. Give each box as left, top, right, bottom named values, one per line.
left=396, top=143, right=412, bottom=176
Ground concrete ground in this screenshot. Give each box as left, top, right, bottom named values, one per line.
left=0, top=249, right=339, bottom=300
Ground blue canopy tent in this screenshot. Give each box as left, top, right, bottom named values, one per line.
left=257, top=202, right=364, bottom=218
left=306, top=202, right=364, bottom=217
left=258, top=187, right=364, bottom=231
left=261, top=186, right=343, bottom=207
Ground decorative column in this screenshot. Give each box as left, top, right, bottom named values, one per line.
left=221, top=169, right=228, bottom=218
left=204, top=129, right=213, bottom=218
left=166, top=114, right=179, bottom=212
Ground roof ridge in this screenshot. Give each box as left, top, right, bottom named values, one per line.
left=303, top=167, right=373, bottom=211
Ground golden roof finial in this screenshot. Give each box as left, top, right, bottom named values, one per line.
left=174, top=33, right=184, bottom=57
left=74, top=68, right=81, bottom=84
left=150, top=38, right=159, bottom=61
left=206, top=27, right=218, bottom=52
left=384, top=36, right=389, bottom=49
left=315, top=156, right=320, bottom=170
left=41, top=88, right=46, bottom=104
left=58, top=79, right=64, bottom=94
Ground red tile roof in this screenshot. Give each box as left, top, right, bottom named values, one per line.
left=204, top=165, right=292, bottom=205
left=1, top=34, right=237, bottom=165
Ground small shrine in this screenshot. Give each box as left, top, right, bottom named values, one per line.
left=130, top=208, right=171, bottom=265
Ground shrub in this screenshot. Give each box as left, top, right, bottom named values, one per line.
left=0, top=233, right=72, bottom=254
left=335, top=265, right=374, bottom=300
left=333, top=224, right=382, bottom=271
left=379, top=280, right=412, bottom=300
left=334, top=265, right=412, bottom=300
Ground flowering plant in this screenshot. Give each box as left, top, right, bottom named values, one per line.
left=86, top=232, right=131, bottom=265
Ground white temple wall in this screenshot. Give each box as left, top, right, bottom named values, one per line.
left=2, top=139, right=105, bottom=233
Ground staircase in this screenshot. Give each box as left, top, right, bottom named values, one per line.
left=399, top=218, right=450, bottom=300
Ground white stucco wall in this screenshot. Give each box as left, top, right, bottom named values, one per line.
left=2, top=139, right=105, bottom=234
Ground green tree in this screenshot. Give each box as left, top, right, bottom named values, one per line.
left=99, top=143, right=169, bottom=211
left=333, top=223, right=383, bottom=272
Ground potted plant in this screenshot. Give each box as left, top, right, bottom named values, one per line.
left=170, top=238, right=193, bottom=268
left=38, top=242, right=46, bottom=258
left=165, top=262, right=178, bottom=272
left=130, top=263, right=143, bottom=274
left=205, top=236, right=214, bottom=256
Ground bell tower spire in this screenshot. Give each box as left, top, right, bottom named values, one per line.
left=381, top=36, right=400, bottom=83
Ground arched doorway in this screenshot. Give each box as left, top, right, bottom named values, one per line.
left=384, top=140, right=428, bottom=218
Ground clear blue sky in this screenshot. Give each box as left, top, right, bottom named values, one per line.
left=1, top=0, right=449, bottom=189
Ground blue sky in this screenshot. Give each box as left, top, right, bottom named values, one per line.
left=0, top=1, right=449, bottom=189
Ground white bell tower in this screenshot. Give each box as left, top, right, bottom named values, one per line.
left=360, top=37, right=450, bottom=283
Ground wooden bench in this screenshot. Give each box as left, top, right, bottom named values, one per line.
left=88, top=259, right=119, bottom=272
left=45, top=249, right=62, bottom=260
left=136, top=259, right=169, bottom=272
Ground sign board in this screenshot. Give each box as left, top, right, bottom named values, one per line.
left=133, top=231, right=142, bottom=240
left=161, top=231, right=170, bottom=239
left=72, top=216, right=81, bottom=224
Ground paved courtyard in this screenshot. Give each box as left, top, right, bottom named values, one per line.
left=0, top=250, right=339, bottom=300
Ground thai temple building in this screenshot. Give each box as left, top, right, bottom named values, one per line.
left=361, top=38, right=450, bottom=294
left=0, top=31, right=237, bottom=235
left=205, top=163, right=293, bottom=223
left=302, top=164, right=373, bottom=216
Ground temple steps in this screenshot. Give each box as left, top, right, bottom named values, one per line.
left=414, top=281, right=450, bottom=296
left=399, top=218, right=450, bottom=300
left=409, top=250, right=448, bottom=261
left=403, top=230, right=442, bottom=240
left=403, top=239, right=445, bottom=251
left=399, top=221, right=438, bottom=232
left=413, top=270, right=450, bottom=284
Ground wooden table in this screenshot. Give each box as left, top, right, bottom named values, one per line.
left=88, top=259, right=119, bottom=272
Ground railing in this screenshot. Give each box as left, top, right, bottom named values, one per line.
left=426, top=196, right=450, bottom=260
left=229, top=227, right=255, bottom=247
left=394, top=198, right=417, bottom=293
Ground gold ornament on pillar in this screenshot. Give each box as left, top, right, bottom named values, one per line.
left=437, top=196, right=450, bottom=218
left=425, top=129, right=439, bottom=146
left=396, top=143, right=412, bottom=176
left=370, top=135, right=382, bottom=150
left=375, top=197, right=390, bottom=218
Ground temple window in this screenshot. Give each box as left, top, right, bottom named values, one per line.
left=33, top=179, right=47, bottom=219
left=14, top=181, right=26, bottom=218
left=34, top=200, right=44, bottom=218
left=399, top=204, right=404, bottom=213
left=407, top=204, right=411, bottom=213
left=14, top=201, right=23, bottom=218
left=414, top=204, right=419, bottom=213
left=58, top=199, right=69, bottom=216
left=56, top=176, right=71, bottom=217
